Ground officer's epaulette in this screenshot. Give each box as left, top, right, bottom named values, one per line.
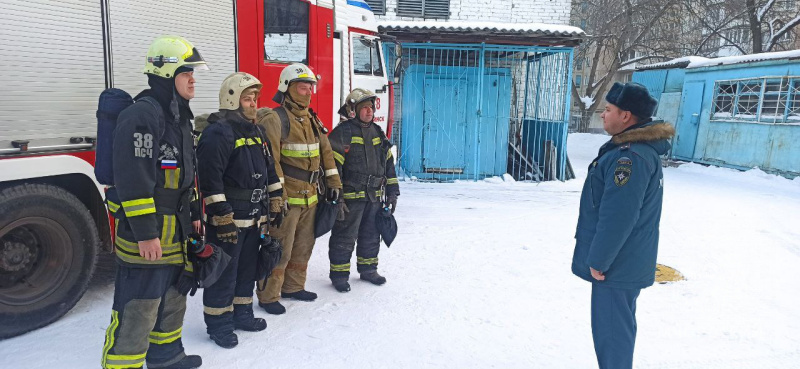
left=619, top=143, right=631, bottom=151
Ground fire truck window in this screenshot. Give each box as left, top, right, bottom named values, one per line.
left=352, top=37, right=383, bottom=76
left=264, top=0, right=309, bottom=63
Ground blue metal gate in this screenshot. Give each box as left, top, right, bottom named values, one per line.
left=385, top=43, right=573, bottom=181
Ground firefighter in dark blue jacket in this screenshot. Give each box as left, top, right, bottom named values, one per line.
left=571, top=82, right=675, bottom=369
left=101, top=36, right=207, bottom=369
left=196, top=72, right=283, bottom=349
left=327, top=88, right=400, bottom=292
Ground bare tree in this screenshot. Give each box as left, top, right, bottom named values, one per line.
left=571, top=0, right=680, bottom=132
left=686, top=0, right=800, bottom=55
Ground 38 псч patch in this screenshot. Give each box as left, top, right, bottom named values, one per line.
left=614, top=166, right=631, bottom=186
left=617, top=157, right=632, bottom=166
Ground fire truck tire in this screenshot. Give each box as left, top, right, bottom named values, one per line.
left=0, top=184, right=99, bottom=339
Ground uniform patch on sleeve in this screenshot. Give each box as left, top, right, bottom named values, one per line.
left=614, top=166, right=632, bottom=187
left=617, top=157, right=632, bottom=166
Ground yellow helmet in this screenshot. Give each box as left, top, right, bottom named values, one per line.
left=277, top=63, right=317, bottom=93
left=338, top=88, right=377, bottom=118
left=219, top=72, right=262, bottom=110
left=143, top=35, right=209, bottom=78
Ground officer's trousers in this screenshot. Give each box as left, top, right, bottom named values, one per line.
left=256, top=204, right=316, bottom=304
left=101, top=264, right=187, bottom=369
left=591, top=283, right=641, bottom=369
left=203, top=225, right=260, bottom=335
left=328, top=200, right=381, bottom=279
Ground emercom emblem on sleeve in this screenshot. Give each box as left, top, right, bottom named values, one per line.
left=614, top=166, right=631, bottom=187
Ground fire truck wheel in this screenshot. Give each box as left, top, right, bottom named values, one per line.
left=0, top=184, right=99, bottom=339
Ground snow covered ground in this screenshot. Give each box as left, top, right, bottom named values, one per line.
left=2, top=133, right=799, bottom=368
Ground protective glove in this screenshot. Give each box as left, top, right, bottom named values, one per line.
left=337, top=201, right=349, bottom=221
left=386, top=195, right=398, bottom=214
left=176, top=267, right=198, bottom=296
left=212, top=213, right=238, bottom=244
left=326, top=188, right=340, bottom=203
left=269, top=198, right=285, bottom=228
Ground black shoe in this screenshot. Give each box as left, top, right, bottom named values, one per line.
left=360, top=271, right=386, bottom=285
left=281, top=290, right=318, bottom=301
left=259, top=301, right=286, bottom=315
left=331, top=278, right=351, bottom=292
left=233, top=304, right=267, bottom=332
left=162, top=355, right=203, bottom=369
left=210, top=332, right=238, bottom=349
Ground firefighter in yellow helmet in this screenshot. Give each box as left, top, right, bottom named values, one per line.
left=255, top=63, right=342, bottom=315
left=101, top=35, right=207, bottom=369
left=196, top=72, right=283, bottom=348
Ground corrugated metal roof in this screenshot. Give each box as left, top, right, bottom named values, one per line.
left=378, top=20, right=585, bottom=37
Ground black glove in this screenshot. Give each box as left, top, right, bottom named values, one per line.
left=212, top=213, right=238, bottom=244
left=270, top=209, right=284, bottom=228
left=326, top=188, right=340, bottom=203
left=176, top=267, right=198, bottom=296
left=337, top=201, right=349, bottom=221
left=386, top=195, right=398, bottom=214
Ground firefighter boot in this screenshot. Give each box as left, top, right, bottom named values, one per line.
left=360, top=271, right=386, bottom=286
left=331, top=278, right=351, bottom=293
left=281, top=290, right=318, bottom=301
left=163, top=355, right=203, bottom=369
left=233, top=304, right=267, bottom=332
left=259, top=301, right=286, bottom=315
left=209, top=331, right=238, bottom=349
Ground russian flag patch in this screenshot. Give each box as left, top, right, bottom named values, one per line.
left=161, top=159, right=178, bottom=169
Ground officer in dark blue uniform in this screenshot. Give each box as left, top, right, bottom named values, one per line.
left=196, top=72, right=282, bottom=349
left=571, top=82, right=675, bottom=369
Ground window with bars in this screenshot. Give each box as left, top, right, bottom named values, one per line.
left=711, top=77, right=800, bottom=124
left=364, top=0, right=385, bottom=15
left=397, top=0, right=450, bottom=19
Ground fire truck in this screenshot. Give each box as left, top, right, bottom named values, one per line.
left=0, top=0, right=391, bottom=338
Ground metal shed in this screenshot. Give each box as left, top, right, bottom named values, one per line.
left=634, top=52, right=800, bottom=177
left=379, top=21, right=584, bottom=181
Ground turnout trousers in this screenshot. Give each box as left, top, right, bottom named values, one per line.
left=101, top=264, right=187, bottom=369
left=203, top=225, right=261, bottom=336
left=328, top=200, right=381, bottom=279
left=591, top=283, right=641, bottom=369
left=256, top=204, right=317, bottom=304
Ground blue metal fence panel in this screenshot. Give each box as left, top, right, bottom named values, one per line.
left=392, top=43, right=573, bottom=182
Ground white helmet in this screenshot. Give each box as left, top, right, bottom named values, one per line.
left=219, top=72, right=262, bottom=110
left=277, top=63, right=317, bottom=93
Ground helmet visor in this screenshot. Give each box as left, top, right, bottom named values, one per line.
left=184, top=48, right=209, bottom=70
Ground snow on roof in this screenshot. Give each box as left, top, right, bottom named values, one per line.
left=637, top=56, right=710, bottom=70
left=638, top=50, right=800, bottom=71
left=687, top=49, right=800, bottom=68
left=378, top=20, right=585, bottom=37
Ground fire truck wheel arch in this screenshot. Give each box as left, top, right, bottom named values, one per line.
left=0, top=184, right=99, bottom=339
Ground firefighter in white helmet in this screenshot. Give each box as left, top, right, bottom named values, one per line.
left=255, top=63, right=342, bottom=315
left=327, top=88, right=399, bottom=292
left=196, top=72, right=283, bottom=348
left=101, top=35, right=207, bottom=369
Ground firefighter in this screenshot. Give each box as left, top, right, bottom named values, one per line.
left=326, top=88, right=399, bottom=292
left=255, top=63, right=342, bottom=315
left=101, top=36, right=207, bottom=369
left=196, top=72, right=283, bottom=348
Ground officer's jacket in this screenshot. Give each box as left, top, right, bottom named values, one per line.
left=328, top=118, right=399, bottom=202
left=196, top=111, right=282, bottom=228
left=107, top=90, right=197, bottom=266
left=571, top=120, right=675, bottom=289
left=256, top=100, right=341, bottom=208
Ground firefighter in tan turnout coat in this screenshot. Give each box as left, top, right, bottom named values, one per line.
left=255, top=63, right=342, bottom=315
